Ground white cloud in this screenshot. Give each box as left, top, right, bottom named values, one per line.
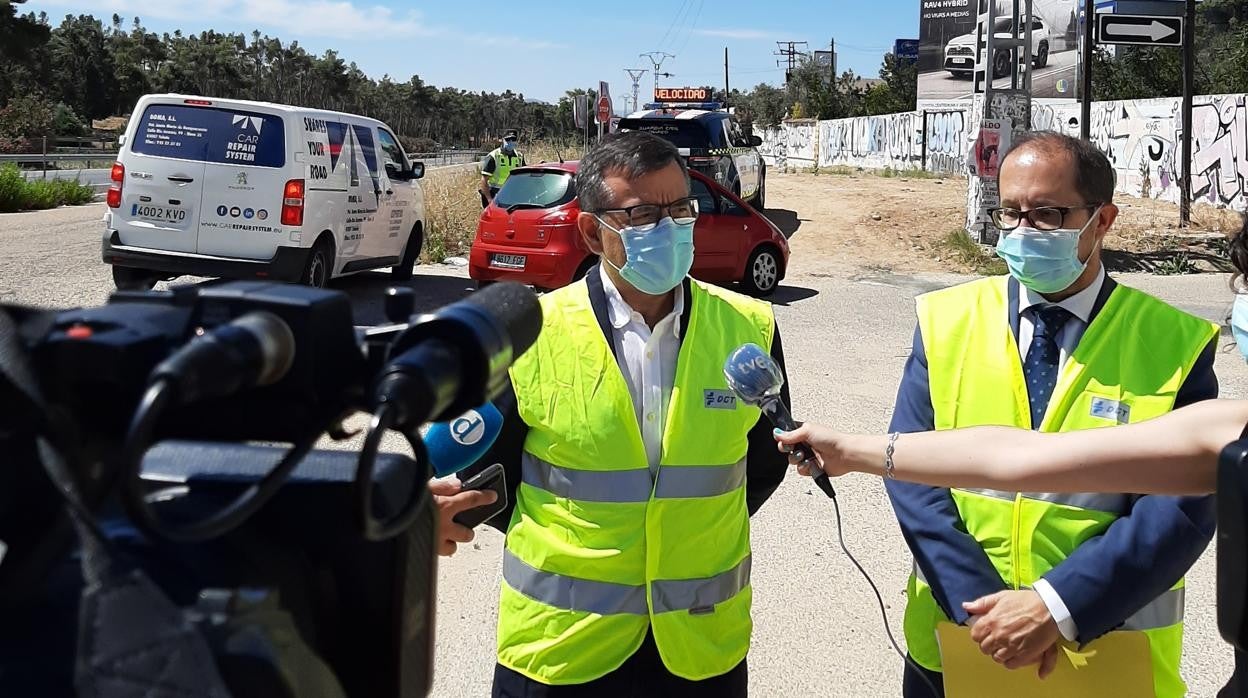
left=693, top=28, right=778, bottom=40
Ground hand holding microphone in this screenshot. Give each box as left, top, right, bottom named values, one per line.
left=774, top=424, right=854, bottom=478
left=422, top=402, right=507, bottom=555
left=723, top=343, right=836, bottom=499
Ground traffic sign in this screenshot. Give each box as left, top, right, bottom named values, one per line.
left=1097, top=13, right=1183, bottom=47
left=596, top=96, right=611, bottom=124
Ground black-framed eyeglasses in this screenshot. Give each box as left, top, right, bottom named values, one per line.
left=989, top=204, right=1101, bottom=232
left=591, top=196, right=700, bottom=231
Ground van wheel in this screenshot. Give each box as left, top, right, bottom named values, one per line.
left=1033, top=42, right=1049, bottom=68
left=742, top=245, right=782, bottom=296
left=302, top=240, right=332, bottom=288
left=392, top=224, right=423, bottom=282
left=112, top=266, right=158, bottom=291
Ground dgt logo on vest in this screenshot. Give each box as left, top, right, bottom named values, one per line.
left=703, top=389, right=738, bottom=410
left=450, top=410, right=485, bottom=445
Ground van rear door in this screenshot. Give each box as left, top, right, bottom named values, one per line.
left=115, top=100, right=211, bottom=253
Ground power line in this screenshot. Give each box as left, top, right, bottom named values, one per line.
left=775, top=41, right=808, bottom=84
left=674, top=0, right=705, bottom=56
left=624, top=68, right=648, bottom=112
left=657, top=0, right=691, bottom=51
left=640, top=51, right=676, bottom=96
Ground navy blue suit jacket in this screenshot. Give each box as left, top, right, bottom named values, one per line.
left=885, top=275, right=1218, bottom=644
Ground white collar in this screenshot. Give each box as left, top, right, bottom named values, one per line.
left=599, top=264, right=684, bottom=337
left=1019, top=266, right=1106, bottom=324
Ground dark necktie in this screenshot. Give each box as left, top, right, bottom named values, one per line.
left=1023, top=304, right=1072, bottom=430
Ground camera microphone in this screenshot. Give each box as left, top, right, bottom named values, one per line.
left=373, top=282, right=541, bottom=431
left=723, top=342, right=835, bottom=499
left=151, top=311, right=296, bottom=404
left=423, top=402, right=504, bottom=478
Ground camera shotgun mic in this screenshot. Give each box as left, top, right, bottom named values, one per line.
left=723, top=342, right=835, bottom=499
left=423, top=402, right=504, bottom=478
left=151, top=310, right=296, bottom=403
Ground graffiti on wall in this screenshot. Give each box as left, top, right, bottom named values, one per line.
left=752, top=92, right=1247, bottom=211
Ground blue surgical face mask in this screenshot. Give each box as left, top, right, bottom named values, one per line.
left=597, top=215, right=695, bottom=295
left=502, top=140, right=516, bottom=152
left=1232, top=294, right=1248, bottom=362
left=995, top=207, right=1102, bottom=294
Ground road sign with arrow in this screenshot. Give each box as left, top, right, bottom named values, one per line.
left=1096, top=13, right=1183, bottom=47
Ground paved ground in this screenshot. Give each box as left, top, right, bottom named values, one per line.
left=0, top=202, right=1239, bottom=696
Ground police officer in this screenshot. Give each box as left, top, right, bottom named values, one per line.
left=480, top=129, right=525, bottom=207
left=885, top=131, right=1219, bottom=698
left=437, top=130, right=791, bottom=696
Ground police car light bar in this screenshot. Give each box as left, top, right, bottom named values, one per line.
left=643, top=102, right=724, bottom=111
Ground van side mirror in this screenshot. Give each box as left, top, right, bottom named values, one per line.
left=749, top=135, right=763, bottom=147
left=385, top=162, right=407, bottom=181
left=411, top=162, right=425, bottom=180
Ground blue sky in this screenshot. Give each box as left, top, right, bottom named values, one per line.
left=30, top=0, right=919, bottom=108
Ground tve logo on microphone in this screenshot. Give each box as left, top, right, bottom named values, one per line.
left=703, top=389, right=737, bottom=410
left=450, top=410, right=486, bottom=445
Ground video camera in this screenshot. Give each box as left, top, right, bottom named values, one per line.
left=0, top=279, right=541, bottom=697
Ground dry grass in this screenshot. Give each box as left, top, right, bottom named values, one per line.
left=419, top=140, right=587, bottom=263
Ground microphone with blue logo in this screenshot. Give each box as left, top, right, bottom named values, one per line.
left=723, top=342, right=836, bottom=499
left=423, top=401, right=504, bottom=478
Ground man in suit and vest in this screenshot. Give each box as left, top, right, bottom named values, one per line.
left=886, top=131, right=1218, bottom=698
left=438, top=130, right=791, bottom=696
left=480, top=129, right=525, bottom=207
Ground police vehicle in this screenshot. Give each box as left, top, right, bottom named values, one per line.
left=618, top=99, right=767, bottom=208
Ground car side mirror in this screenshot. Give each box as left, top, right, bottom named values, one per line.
left=411, top=161, right=425, bottom=180
left=749, top=135, right=763, bottom=147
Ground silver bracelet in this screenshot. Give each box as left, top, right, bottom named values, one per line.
left=885, top=432, right=899, bottom=479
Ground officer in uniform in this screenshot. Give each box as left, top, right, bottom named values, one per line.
left=480, top=129, right=525, bottom=207
left=439, top=130, right=791, bottom=696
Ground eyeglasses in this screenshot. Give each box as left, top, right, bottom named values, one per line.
left=989, top=204, right=1101, bottom=232
left=591, top=196, right=700, bottom=230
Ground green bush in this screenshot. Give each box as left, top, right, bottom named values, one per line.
left=0, top=164, right=97, bottom=212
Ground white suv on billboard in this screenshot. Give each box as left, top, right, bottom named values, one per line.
left=944, top=15, right=1050, bottom=78
left=104, top=94, right=427, bottom=290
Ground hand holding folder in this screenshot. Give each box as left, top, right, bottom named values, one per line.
left=937, top=622, right=1155, bottom=698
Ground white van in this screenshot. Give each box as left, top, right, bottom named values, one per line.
left=103, top=94, right=427, bottom=289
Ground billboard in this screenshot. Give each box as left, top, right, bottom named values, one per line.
left=917, top=0, right=1082, bottom=104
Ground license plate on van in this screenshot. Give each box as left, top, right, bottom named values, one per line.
left=490, top=253, right=526, bottom=270
left=130, top=202, right=190, bottom=228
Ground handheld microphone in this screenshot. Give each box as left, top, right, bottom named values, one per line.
left=723, top=342, right=836, bottom=499
left=423, top=402, right=504, bottom=478
left=152, top=311, right=296, bottom=404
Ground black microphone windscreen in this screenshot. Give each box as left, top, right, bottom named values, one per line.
left=465, top=282, right=543, bottom=356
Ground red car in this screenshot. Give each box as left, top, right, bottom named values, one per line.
left=468, top=161, right=790, bottom=295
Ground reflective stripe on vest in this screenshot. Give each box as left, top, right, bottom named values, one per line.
left=958, top=487, right=1137, bottom=517
left=910, top=561, right=1184, bottom=629
left=504, top=549, right=752, bottom=615
left=488, top=149, right=522, bottom=187
left=522, top=453, right=747, bottom=502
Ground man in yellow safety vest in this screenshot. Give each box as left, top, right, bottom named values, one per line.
left=480, top=129, right=525, bottom=207
left=437, top=130, right=791, bottom=696
left=886, top=130, right=1219, bottom=698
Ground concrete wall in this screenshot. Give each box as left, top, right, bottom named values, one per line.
left=755, top=92, right=1248, bottom=212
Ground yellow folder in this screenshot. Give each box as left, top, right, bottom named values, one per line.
left=936, top=622, right=1155, bottom=698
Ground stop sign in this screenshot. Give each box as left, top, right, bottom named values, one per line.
left=596, top=96, right=611, bottom=124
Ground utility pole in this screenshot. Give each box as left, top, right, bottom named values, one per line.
left=1179, top=0, right=1195, bottom=227
left=774, top=41, right=808, bottom=84
left=625, top=68, right=648, bottom=112
left=724, top=47, right=730, bottom=106
left=1080, top=0, right=1094, bottom=140
left=640, top=51, right=675, bottom=99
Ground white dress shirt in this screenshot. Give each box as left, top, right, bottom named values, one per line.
left=1013, top=267, right=1106, bottom=643
left=599, top=266, right=683, bottom=475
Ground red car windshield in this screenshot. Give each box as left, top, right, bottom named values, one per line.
left=494, top=170, right=575, bottom=211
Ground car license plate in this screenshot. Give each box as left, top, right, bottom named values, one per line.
left=490, top=253, right=526, bottom=270
left=951, top=58, right=970, bottom=65
left=130, top=202, right=189, bottom=227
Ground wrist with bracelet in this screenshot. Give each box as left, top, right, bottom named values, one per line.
left=884, top=432, right=899, bottom=479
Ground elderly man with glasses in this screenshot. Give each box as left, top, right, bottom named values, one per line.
left=884, top=130, right=1219, bottom=697
left=439, top=130, right=791, bottom=697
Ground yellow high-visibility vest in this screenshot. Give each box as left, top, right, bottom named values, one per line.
left=500, top=277, right=774, bottom=684
left=903, top=276, right=1216, bottom=698
left=486, top=148, right=524, bottom=188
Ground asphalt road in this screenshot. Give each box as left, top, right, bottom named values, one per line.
left=0, top=203, right=1239, bottom=696
left=918, top=48, right=1080, bottom=101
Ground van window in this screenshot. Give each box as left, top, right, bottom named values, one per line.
left=326, top=121, right=380, bottom=187
left=131, top=103, right=285, bottom=168
left=377, top=128, right=407, bottom=171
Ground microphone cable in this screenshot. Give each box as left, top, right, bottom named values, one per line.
left=827, top=489, right=943, bottom=697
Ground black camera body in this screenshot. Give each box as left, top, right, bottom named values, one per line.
left=0, top=279, right=540, bottom=697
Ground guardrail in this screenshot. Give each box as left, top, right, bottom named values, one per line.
left=0, top=150, right=484, bottom=170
